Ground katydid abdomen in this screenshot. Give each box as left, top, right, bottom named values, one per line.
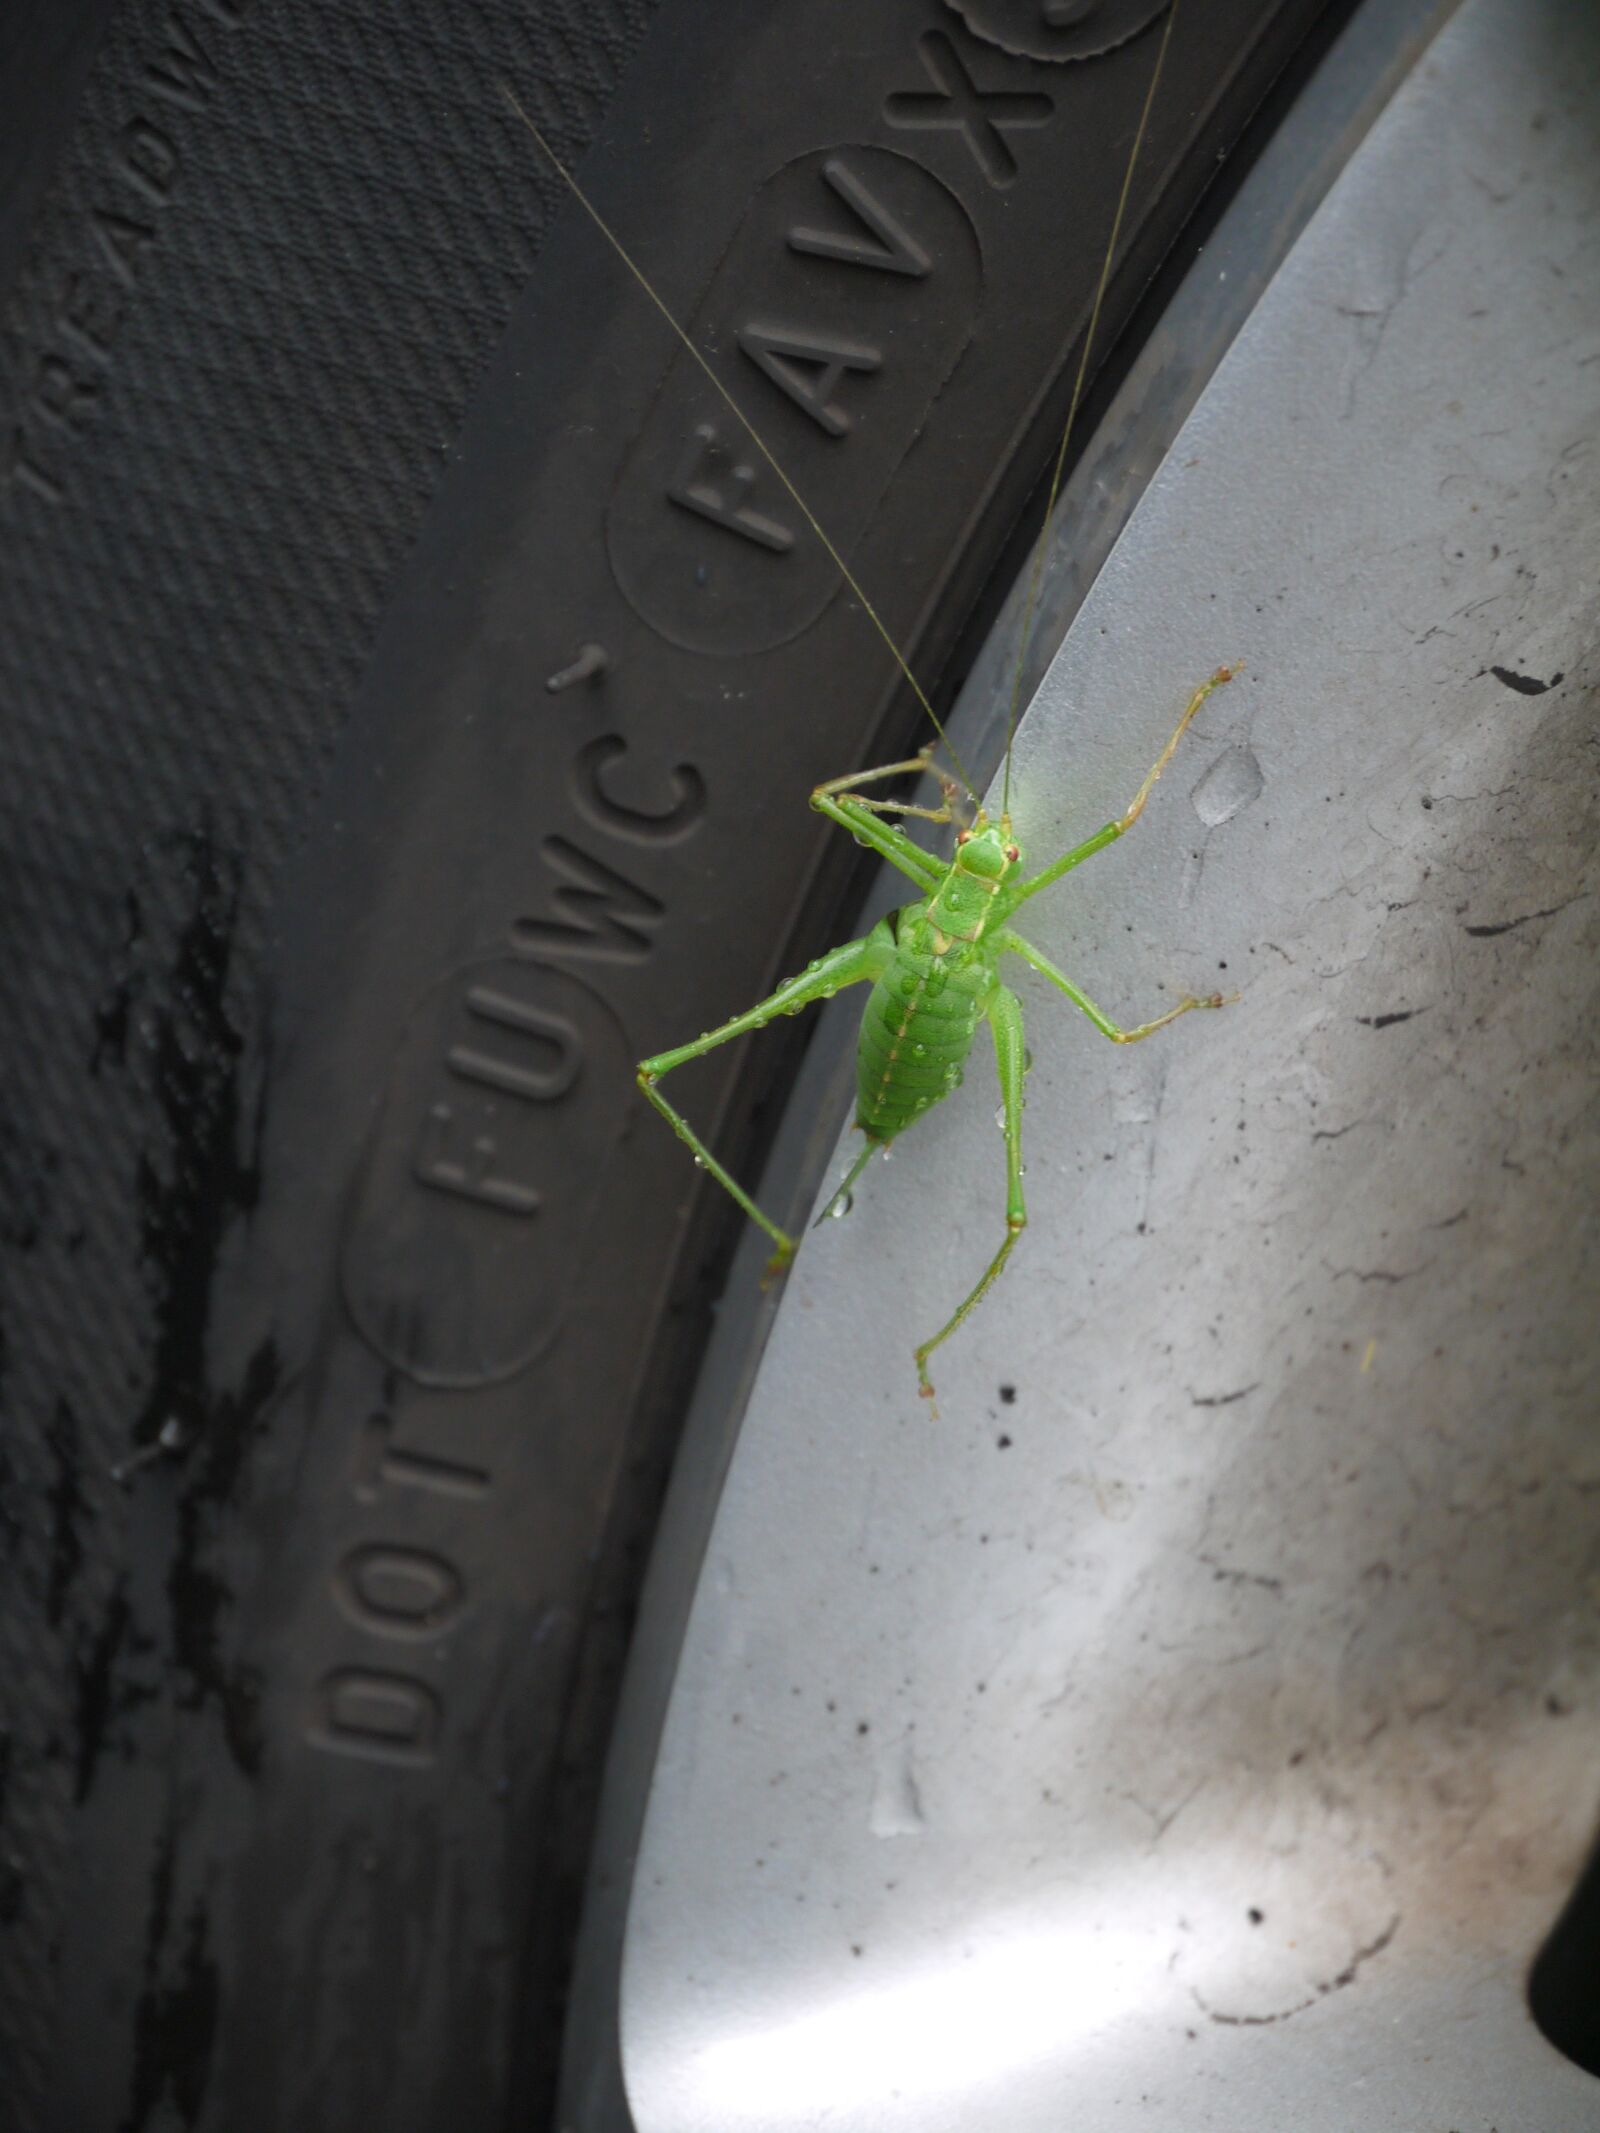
left=855, top=914, right=993, bottom=1144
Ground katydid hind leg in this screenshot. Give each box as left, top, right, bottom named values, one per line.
left=914, top=982, right=1029, bottom=1407
left=638, top=923, right=893, bottom=1274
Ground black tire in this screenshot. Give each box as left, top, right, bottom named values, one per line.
left=0, top=3, right=1342, bottom=2125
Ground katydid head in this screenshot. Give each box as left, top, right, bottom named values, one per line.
left=954, top=817, right=1024, bottom=885
left=932, top=815, right=1023, bottom=943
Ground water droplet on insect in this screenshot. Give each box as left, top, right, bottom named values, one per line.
left=693, top=1155, right=706, bottom=1168
left=1023, top=1048, right=1034, bottom=1073
left=995, top=1105, right=1007, bottom=1131
left=823, top=987, right=836, bottom=999
left=881, top=1146, right=893, bottom=1162
left=913, top=1043, right=926, bottom=1057
left=828, top=1192, right=854, bottom=1219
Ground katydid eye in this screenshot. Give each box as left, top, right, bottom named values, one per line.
left=1005, top=845, right=1020, bottom=863
left=956, top=829, right=972, bottom=845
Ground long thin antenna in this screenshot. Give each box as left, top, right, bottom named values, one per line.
left=502, top=84, right=979, bottom=804
left=1000, top=0, right=1181, bottom=820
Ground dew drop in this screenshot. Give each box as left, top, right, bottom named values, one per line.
left=693, top=1155, right=706, bottom=1168
left=829, top=1191, right=854, bottom=1220
left=995, top=1104, right=1007, bottom=1132
left=913, top=1043, right=926, bottom=1057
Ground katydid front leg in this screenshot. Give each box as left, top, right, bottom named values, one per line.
left=1005, top=664, right=1239, bottom=914
left=809, top=791, right=945, bottom=892
left=637, top=919, right=895, bottom=1275
left=810, top=758, right=951, bottom=892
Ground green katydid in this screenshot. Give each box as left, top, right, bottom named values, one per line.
left=504, top=0, right=1237, bottom=1403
